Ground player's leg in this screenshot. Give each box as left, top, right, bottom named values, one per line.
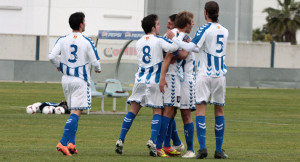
left=57, top=111, right=80, bottom=156
left=164, top=111, right=174, bottom=148
left=156, top=106, right=175, bottom=157
left=146, top=108, right=162, bottom=157
left=180, top=79, right=195, bottom=158
left=118, top=102, right=141, bottom=143
left=170, top=118, right=185, bottom=151
left=211, top=76, right=228, bottom=159
left=57, top=76, right=87, bottom=156
left=163, top=109, right=181, bottom=156
left=169, top=110, right=184, bottom=151
left=67, top=109, right=82, bottom=154
left=116, top=102, right=141, bottom=155
left=115, top=83, right=144, bottom=155
left=195, top=103, right=208, bottom=159
left=149, top=108, right=162, bottom=144
left=181, top=109, right=195, bottom=158
left=195, top=76, right=210, bottom=159
left=145, top=83, right=164, bottom=157
left=214, top=105, right=228, bottom=158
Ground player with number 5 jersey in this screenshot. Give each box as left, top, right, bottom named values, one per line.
left=166, top=1, right=229, bottom=159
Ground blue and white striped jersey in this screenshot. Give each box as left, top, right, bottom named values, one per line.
left=48, top=32, right=101, bottom=84
left=135, top=34, right=178, bottom=84
left=181, top=35, right=196, bottom=81
left=164, top=28, right=183, bottom=76
left=192, top=22, right=228, bottom=77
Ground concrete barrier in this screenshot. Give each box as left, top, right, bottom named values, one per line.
left=1, top=60, right=300, bottom=89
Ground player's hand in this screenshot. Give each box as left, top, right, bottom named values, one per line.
left=166, top=30, right=175, bottom=39
left=170, top=56, right=178, bottom=64
left=159, top=78, right=168, bottom=93
left=184, top=37, right=191, bottom=43
left=56, top=67, right=60, bottom=72
left=95, top=70, right=101, bottom=73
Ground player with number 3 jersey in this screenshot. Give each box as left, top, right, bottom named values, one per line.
left=49, top=12, right=101, bottom=157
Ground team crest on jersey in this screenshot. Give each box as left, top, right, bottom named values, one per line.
left=217, top=26, right=220, bottom=29
left=146, top=37, right=149, bottom=40
left=73, top=35, right=77, bottom=39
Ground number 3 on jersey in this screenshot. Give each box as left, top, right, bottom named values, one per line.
left=142, top=46, right=151, bottom=64
left=68, top=44, right=78, bottom=63
left=216, top=35, right=224, bottom=53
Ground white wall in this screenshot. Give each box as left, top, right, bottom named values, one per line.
left=0, top=0, right=145, bottom=36
left=0, top=0, right=49, bottom=35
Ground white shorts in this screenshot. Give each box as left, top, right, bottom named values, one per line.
left=127, top=83, right=164, bottom=108
left=195, top=75, right=226, bottom=106
left=62, top=75, right=91, bottom=110
left=163, top=74, right=181, bottom=107
left=180, top=79, right=195, bottom=109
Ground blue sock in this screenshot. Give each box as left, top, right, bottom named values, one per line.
left=150, top=114, right=162, bottom=144
left=171, top=119, right=182, bottom=146
left=119, top=112, right=136, bottom=143
left=215, top=116, right=225, bottom=152
left=164, top=118, right=173, bottom=147
left=68, top=114, right=79, bottom=145
left=184, top=122, right=194, bottom=152
left=196, top=116, right=206, bottom=150
left=156, top=116, right=171, bottom=149
left=60, top=113, right=79, bottom=146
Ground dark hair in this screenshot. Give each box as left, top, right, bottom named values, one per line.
left=141, top=14, right=158, bottom=34
left=175, top=11, right=194, bottom=29
left=169, top=14, right=177, bottom=22
left=205, top=1, right=219, bottom=22
left=69, top=12, right=85, bottom=30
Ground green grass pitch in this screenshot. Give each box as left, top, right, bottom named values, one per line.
left=0, top=82, right=300, bottom=161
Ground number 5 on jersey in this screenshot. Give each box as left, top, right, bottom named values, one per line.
left=142, top=46, right=151, bottom=64
left=216, top=35, right=224, bottom=53
left=68, top=44, right=78, bottom=63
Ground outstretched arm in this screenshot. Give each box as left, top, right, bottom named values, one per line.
left=166, top=30, right=197, bottom=52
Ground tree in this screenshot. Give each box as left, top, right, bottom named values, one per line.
left=263, top=0, right=300, bottom=44
left=252, top=28, right=265, bottom=41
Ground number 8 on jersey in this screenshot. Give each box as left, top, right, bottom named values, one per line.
left=142, top=46, right=151, bottom=64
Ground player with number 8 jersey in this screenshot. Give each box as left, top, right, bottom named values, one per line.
left=115, top=14, right=180, bottom=157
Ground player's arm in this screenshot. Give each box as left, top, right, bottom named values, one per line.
left=183, top=35, right=200, bottom=53
left=48, top=40, right=61, bottom=72
left=166, top=31, right=196, bottom=52
left=87, top=40, right=101, bottom=73
left=160, top=38, right=178, bottom=53
left=159, top=52, right=174, bottom=93
left=192, top=47, right=200, bottom=53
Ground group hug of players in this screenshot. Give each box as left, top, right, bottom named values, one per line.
left=50, top=0, right=228, bottom=159
left=115, top=1, right=229, bottom=159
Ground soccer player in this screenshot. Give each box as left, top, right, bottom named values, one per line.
left=163, top=13, right=185, bottom=155
left=166, top=1, right=229, bottom=159
left=48, top=12, right=101, bottom=156
left=114, top=14, right=179, bottom=157
left=156, top=11, right=195, bottom=158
